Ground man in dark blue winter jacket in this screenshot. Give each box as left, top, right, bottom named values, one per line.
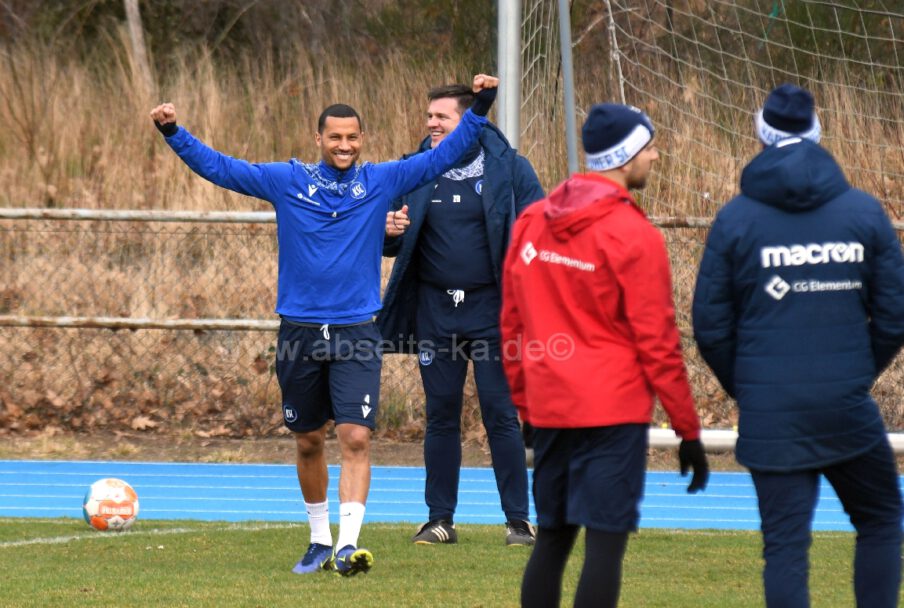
left=149, top=74, right=498, bottom=577
left=693, top=83, right=904, bottom=607
left=378, top=84, right=545, bottom=546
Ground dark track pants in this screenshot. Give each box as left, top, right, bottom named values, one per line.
left=416, top=283, right=529, bottom=523
left=750, top=438, right=902, bottom=608
left=521, top=525, right=628, bottom=608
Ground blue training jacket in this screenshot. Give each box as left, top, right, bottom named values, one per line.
left=164, top=109, right=487, bottom=324
left=692, top=138, right=904, bottom=471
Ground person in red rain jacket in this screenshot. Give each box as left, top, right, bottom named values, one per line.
left=501, top=103, right=709, bottom=608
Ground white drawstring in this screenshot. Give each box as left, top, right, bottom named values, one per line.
left=320, top=324, right=330, bottom=340
left=446, top=289, right=465, bottom=308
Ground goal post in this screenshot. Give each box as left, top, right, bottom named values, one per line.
left=556, top=0, right=579, bottom=174
left=499, top=0, right=582, bottom=182
left=497, top=0, right=522, bottom=150
left=511, top=0, right=903, bottom=218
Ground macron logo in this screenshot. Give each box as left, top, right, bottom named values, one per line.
left=521, top=242, right=538, bottom=265
left=361, top=394, right=372, bottom=418
left=760, top=242, right=864, bottom=268
left=307, top=184, right=318, bottom=197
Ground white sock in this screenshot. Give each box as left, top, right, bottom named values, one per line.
left=336, top=502, right=366, bottom=549
left=305, top=501, right=332, bottom=546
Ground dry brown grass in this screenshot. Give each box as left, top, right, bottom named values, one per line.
left=1, top=39, right=902, bottom=441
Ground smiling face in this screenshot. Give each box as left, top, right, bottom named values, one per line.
left=426, top=97, right=463, bottom=148
left=315, top=116, right=364, bottom=170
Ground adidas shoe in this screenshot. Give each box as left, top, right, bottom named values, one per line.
left=291, top=542, right=333, bottom=574
left=332, top=544, right=373, bottom=576
left=411, top=520, right=457, bottom=544
left=505, top=520, right=536, bottom=546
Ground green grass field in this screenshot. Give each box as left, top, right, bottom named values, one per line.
left=0, top=518, right=873, bottom=607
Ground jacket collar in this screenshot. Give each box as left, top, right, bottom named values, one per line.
left=301, top=160, right=363, bottom=195
left=546, top=173, right=641, bottom=240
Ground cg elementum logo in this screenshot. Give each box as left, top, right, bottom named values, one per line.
left=765, top=275, right=791, bottom=300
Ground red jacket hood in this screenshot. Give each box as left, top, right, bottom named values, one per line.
left=545, top=173, right=639, bottom=241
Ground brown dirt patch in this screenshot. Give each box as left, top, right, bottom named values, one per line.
left=0, top=429, right=747, bottom=471
left=0, top=430, right=482, bottom=467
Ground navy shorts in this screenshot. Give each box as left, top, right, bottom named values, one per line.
left=274, top=319, right=382, bottom=433
left=532, top=424, right=648, bottom=532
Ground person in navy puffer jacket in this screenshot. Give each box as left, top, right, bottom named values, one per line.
left=693, top=83, right=904, bottom=608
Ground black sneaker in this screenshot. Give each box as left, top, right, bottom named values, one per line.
left=505, top=520, right=536, bottom=546
left=412, top=520, right=457, bottom=544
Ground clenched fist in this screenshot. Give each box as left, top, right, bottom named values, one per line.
left=471, top=74, right=499, bottom=93
left=149, top=103, right=177, bottom=125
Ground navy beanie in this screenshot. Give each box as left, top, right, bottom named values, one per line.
left=756, top=84, right=821, bottom=145
left=582, top=103, right=655, bottom=171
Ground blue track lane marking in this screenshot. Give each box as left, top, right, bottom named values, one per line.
left=3, top=460, right=901, bottom=530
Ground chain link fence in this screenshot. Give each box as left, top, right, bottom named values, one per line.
left=2, top=211, right=902, bottom=441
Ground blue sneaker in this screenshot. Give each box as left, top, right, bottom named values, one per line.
left=292, top=543, right=333, bottom=574
left=332, top=544, right=373, bottom=576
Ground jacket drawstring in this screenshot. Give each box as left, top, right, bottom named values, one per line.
left=447, top=289, right=465, bottom=308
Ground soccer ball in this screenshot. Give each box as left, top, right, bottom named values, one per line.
left=82, top=478, right=139, bottom=532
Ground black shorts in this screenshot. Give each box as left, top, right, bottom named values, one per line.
left=275, top=319, right=382, bottom=433
left=532, top=424, right=647, bottom=532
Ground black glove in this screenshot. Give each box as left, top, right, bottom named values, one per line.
left=678, top=439, right=709, bottom=494
left=471, top=87, right=497, bottom=117
left=154, top=120, right=178, bottom=137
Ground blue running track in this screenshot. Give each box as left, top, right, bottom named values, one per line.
left=1, top=460, right=895, bottom=531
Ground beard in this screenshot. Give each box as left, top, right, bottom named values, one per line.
left=626, top=173, right=648, bottom=190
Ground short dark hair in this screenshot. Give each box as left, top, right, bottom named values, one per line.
left=427, top=84, right=474, bottom=116
left=318, top=104, right=363, bottom=133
